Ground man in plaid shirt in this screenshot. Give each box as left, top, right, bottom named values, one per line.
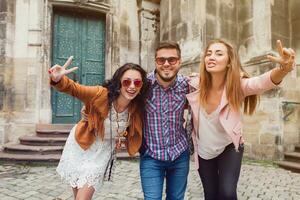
left=140, top=41, right=190, bottom=200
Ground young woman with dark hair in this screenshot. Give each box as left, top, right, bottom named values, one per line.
left=48, top=57, right=148, bottom=200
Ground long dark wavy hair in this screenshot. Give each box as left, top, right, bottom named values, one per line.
left=103, top=63, right=148, bottom=111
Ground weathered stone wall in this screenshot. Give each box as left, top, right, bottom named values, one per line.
left=237, top=0, right=252, bottom=61
left=206, top=0, right=238, bottom=45
left=240, top=0, right=300, bottom=159
left=290, top=0, right=300, bottom=147
left=291, top=0, right=300, bottom=64
left=4, top=0, right=45, bottom=143
left=106, top=0, right=159, bottom=72
left=1, top=0, right=299, bottom=160
left=271, top=0, right=290, bottom=48
left=0, top=0, right=160, bottom=146
left=0, top=0, right=15, bottom=145
left=118, top=0, right=140, bottom=66
left=238, top=0, right=272, bottom=62
left=235, top=63, right=299, bottom=160
left=138, top=0, right=160, bottom=72
left=159, top=0, right=300, bottom=160
left=242, top=58, right=283, bottom=159
left=159, top=0, right=205, bottom=74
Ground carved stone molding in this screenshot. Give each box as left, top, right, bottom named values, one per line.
left=48, top=0, right=111, bottom=13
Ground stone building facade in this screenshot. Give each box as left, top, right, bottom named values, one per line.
left=0, top=0, right=160, bottom=147
left=159, top=0, right=300, bottom=160
left=0, top=0, right=299, bottom=160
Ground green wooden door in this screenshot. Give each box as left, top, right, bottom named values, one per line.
left=51, top=10, right=105, bottom=124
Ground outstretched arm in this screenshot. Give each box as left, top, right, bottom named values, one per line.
left=268, top=40, right=296, bottom=84
left=49, top=56, right=103, bottom=104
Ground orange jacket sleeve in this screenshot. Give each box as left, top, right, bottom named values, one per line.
left=50, top=75, right=103, bottom=104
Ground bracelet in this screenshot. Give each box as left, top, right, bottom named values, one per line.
left=279, top=68, right=290, bottom=74
left=278, top=66, right=293, bottom=74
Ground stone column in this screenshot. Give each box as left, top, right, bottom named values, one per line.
left=159, top=0, right=205, bottom=75
left=138, top=0, right=160, bottom=72
left=0, top=0, right=15, bottom=145
left=118, top=0, right=140, bottom=66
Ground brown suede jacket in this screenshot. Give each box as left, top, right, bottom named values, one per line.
left=51, top=76, right=143, bottom=156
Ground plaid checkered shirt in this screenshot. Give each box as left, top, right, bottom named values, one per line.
left=142, top=71, right=189, bottom=161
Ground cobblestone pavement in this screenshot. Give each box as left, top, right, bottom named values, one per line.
left=0, top=159, right=300, bottom=200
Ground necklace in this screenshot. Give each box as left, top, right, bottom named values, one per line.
left=114, top=109, right=131, bottom=150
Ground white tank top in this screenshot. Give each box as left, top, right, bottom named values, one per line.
left=197, top=106, right=232, bottom=160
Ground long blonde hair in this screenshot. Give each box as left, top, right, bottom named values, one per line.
left=199, top=39, right=258, bottom=115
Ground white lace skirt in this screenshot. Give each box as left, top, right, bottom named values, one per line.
left=56, top=125, right=115, bottom=191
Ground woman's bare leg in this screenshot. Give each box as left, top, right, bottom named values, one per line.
left=72, top=187, right=78, bottom=199
left=75, top=184, right=95, bottom=200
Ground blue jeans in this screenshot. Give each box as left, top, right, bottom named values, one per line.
left=140, top=150, right=190, bottom=200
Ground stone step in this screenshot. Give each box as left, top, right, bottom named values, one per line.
left=37, top=130, right=70, bottom=138
left=36, top=124, right=73, bottom=137
left=284, top=152, right=300, bottom=163
left=295, top=145, right=300, bottom=153
left=0, top=152, right=60, bottom=164
left=36, top=124, right=75, bottom=130
left=0, top=143, right=132, bottom=162
left=276, top=160, right=300, bottom=173
left=3, top=143, right=63, bottom=155
left=19, top=135, right=67, bottom=146
left=0, top=124, right=136, bottom=164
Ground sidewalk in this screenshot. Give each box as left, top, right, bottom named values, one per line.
left=0, top=159, right=300, bottom=200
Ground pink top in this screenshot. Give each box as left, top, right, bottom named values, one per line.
left=186, top=70, right=278, bottom=169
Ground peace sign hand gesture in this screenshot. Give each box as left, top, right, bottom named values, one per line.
left=48, top=56, right=79, bottom=82
left=267, top=40, right=296, bottom=73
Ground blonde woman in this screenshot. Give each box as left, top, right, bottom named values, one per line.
left=187, top=39, right=295, bottom=200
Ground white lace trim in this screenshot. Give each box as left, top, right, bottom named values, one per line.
left=56, top=107, right=128, bottom=191
left=56, top=160, right=107, bottom=191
